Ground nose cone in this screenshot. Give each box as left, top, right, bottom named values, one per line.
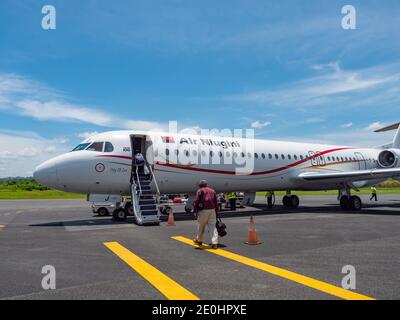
left=33, top=158, right=59, bottom=189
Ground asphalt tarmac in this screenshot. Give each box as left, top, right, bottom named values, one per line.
left=1, top=194, right=400, bottom=300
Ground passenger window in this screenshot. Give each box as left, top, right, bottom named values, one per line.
left=261, top=153, right=266, bottom=159
left=104, top=142, right=114, bottom=152
left=300, top=155, right=303, bottom=160
left=288, top=155, right=291, bottom=160
left=269, top=154, right=272, bottom=159
left=86, top=142, right=104, bottom=152
left=275, top=154, right=279, bottom=159
left=294, top=155, right=298, bottom=160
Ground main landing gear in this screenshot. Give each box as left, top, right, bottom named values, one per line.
left=282, top=192, right=300, bottom=209
left=339, top=195, right=362, bottom=211
left=338, top=188, right=362, bottom=211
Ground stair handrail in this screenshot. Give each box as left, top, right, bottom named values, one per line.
left=130, top=184, right=142, bottom=225
left=135, top=165, right=142, bottom=195
left=148, top=164, right=160, bottom=195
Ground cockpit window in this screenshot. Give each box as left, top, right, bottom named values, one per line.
left=104, top=142, right=114, bottom=152
left=86, top=142, right=104, bottom=152
left=72, top=143, right=90, bottom=152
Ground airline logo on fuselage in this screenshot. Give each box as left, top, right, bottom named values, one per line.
left=176, top=137, right=241, bottom=149
left=161, top=136, right=175, bottom=143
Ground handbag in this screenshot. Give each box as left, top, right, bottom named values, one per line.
left=216, top=216, right=227, bottom=237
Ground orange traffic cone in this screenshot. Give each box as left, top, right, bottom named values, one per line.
left=245, top=215, right=261, bottom=245
left=166, top=207, right=175, bottom=226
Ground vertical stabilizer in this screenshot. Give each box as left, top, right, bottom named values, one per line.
left=374, top=122, right=400, bottom=149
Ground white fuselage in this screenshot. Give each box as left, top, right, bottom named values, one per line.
left=34, top=130, right=383, bottom=195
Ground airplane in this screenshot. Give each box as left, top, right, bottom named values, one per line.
left=33, top=122, right=400, bottom=224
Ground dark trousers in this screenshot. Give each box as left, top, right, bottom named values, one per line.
left=267, top=196, right=273, bottom=208
left=370, top=194, right=378, bottom=201
left=229, top=198, right=236, bottom=211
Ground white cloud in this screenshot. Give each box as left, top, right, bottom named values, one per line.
left=0, top=131, right=69, bottom=177
left=15, top=100, right=113, bottom=126
left=77, top=131, right=101, bottom=139
left=227, top=63, right=400, bottom=108
left=0, top=73, right=165, bottom=131
left=341, top=122, right=353, bottom=128
left=251, top=121, right=271, bottom=129
left=365, top=121, right=386, bottom=131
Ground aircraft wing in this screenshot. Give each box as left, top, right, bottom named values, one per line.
left=299, top=168, right=400, bottom=183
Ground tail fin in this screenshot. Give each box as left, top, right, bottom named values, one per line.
left=374, top=122, right=400, bottom=149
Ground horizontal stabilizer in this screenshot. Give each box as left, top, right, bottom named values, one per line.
left=374, top=122, right=400, bottom=132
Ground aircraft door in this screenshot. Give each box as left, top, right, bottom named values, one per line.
left=354, top=152, right=367, bottom=170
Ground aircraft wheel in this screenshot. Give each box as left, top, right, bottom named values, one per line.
left=340, top=196, right=350, bottom=210
left=185, top=205, right=192, bottom=214
left=98, top=207, right=109, bottom=216
left=290, top=195, right=300, bottom=209
left=349, top=196, right=362, bottom=211
left=113, top=208, right=127, bottom=221
left=125, top=202, right=133, bottom=216
left=283, top=195, right=291, bottom=208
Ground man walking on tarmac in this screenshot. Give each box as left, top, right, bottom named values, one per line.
left=227, top=192, right=237, bottom=211
left=370, top=186, right=378, bottom=201
left=193, top=180, right=219, bottom=249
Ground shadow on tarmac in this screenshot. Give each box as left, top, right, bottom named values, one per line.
left=29, top=202, right=400, bottom=228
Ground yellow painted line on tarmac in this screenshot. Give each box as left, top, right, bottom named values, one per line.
left=104, top=242, right=199, bottom=300
left=172, top=236, right=375, bottom=301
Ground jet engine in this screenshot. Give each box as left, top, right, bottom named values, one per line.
left=378, top=149, right=400, bottom=168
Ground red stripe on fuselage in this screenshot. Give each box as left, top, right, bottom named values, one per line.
left=97, top=147, right=351, bottom=176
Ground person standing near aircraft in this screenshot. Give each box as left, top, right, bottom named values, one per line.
left=266, top=191, right=275, bottom=209
left=370, top=186, right=378, bottom=201
left=193, top=180, right=219, bottom=249
left=227, top=192, right=237, bottom=211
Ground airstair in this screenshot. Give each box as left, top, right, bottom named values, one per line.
left=131, top=165, right=160, bottom=225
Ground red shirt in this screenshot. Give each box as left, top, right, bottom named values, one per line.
left=193, top=187, right=218, bottom=212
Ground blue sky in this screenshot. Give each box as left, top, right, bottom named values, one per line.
left=1, top=0, right=400, bottom=176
